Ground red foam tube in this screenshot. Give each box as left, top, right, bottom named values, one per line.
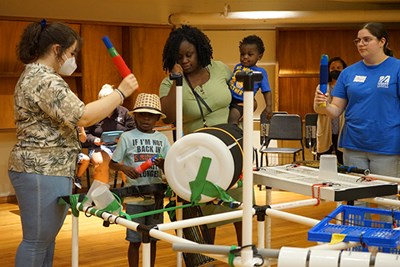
left=112, top=55, right=131, bottom=78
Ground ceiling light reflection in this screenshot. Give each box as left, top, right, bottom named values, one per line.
left=227, top=11, right=300, bottom=19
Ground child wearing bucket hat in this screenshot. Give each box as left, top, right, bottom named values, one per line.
left=109, top=93, right=170, bottom=267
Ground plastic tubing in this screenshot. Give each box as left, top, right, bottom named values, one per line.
left=102, top=35, right=132, bottom=78
left=319, top=54, right=329, bottom=107
left=135, top=155, right=158, bottom=174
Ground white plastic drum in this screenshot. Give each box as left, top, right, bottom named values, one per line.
left=165, top=124, right=242, bottom=203
left=340, top=251, right=371, bottom=267
left=309, top=249, right=340, bottom=267
left=374, top=252, right=400, bottom=266
left=277, top=247, right=309, bottom=267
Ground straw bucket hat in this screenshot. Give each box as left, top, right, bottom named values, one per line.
left=130, top=93, right=166, bottom=119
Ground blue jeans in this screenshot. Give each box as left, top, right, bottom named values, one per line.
left=9, top=171, right=72, bottom=267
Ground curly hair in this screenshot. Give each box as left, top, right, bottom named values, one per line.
left=162, top=25, right=213, bottom=72
left=240, top=35, right=265, bottom=55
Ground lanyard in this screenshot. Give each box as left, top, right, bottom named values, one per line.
left=184, top=75, right=212, bottom=127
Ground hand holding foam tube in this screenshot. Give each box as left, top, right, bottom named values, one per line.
left=135, top=155, right=159, bottom=174
left=319, top=54, right=329, bottom=107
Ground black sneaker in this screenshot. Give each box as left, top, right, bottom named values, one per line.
left=74, top=176, right=82, bottom=189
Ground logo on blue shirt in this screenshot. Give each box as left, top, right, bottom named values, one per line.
left=377, top=75, right=390, bottom=88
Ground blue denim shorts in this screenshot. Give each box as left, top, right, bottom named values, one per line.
left=125, top=201, right=163, bottom=243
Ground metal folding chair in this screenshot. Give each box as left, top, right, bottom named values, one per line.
left=259, top=114, right=305, bottom=167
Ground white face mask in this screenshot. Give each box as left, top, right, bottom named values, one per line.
left=59, top=54, right=77, bottom=76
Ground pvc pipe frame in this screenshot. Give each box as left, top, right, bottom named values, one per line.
left=359, top=197, right=400, bottom=207
left=71, top=197, right=320, bottom=267
left=171, top=243, right=400, bottom=267
left=242, top=89, right=255, bottom=266
left=308, top=241, right=360, bottom=251
left=171, top=237, right=400, bottom=267
left=72, top=215, right=79, bottom=267
left=69, top=71, right=399, bottom=266
left=175, top=81, right=183, bottom=267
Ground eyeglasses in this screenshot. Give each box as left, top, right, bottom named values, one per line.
left=353, top=36, right=377, bottom=46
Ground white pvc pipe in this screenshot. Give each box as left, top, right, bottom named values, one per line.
left=173, top=243, right=400, bottom=267
left=265, top=187, right=272, bottom=250
left=257, top=220, right=265, bottom=249
left=241, top=89, right=254, bottom=266
left=265, top=208, right=320, bottom=227
left=309, top=241, right=360, bottom=250
left=366, top=173, right=400, bottom=184
left=175, top=83, right=183, bottom=141
left=157, top=199, right=318, bottom=232
left=269, top=198, right=319, bottom=210
left=175, top=82, right=183, bottom=267
left=157, top=209, right=245, bottom=231
left=142, top=242, right=151, bottom=267
left=175, top=203, right=183, bottom=267
left=359, top=197, right=400, bottom=207
left=73, top=201, right=400, bottom=267
left=71, top=214, right=79, bottom=267
left=80, top=205, right=229, bottom=264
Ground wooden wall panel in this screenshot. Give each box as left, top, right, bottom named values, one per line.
left=130, top=27, right=172, bottom=108
left=0, top=21, right=29, bottom=129
left=278, top=77, right=318, bottom=118
left=0, top=21, right=28, bottom=74
left=0, top=78, right=17, bottom=129
left=278, top=29, right=360, bottom=74
left=80, top=25, right=124, bottom=104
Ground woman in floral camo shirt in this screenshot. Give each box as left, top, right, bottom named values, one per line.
left=8, top=20, right=138, bottom=267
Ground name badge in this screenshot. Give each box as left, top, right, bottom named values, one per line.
left=353, top=75, right=367, bottom=83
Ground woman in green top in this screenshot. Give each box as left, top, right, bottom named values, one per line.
left=159, top=25, right=242, bottom=246
left=159, top=25, right=232, bottom=135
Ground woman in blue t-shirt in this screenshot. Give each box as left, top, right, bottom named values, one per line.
left=314, top=22, right=400, bottom=177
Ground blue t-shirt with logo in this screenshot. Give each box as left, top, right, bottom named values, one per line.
left=332, top=57, right=400, bottom=154
left=228, top=64, right=271, bottom=102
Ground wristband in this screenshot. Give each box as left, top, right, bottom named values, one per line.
left=115, top=88, right=126, bottom=99
left=114, top=88, right=125, bottom=105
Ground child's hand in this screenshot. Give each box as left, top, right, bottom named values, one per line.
left=153, top=158, right=165, bottom=171
left=121, top=165, right=140, bottom=179
left=94, top=137, right=103, bottom=146
left=171, top=63, right=183, bottom=75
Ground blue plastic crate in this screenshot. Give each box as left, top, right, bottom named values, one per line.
left=308, top=205, right=400, bottom=250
